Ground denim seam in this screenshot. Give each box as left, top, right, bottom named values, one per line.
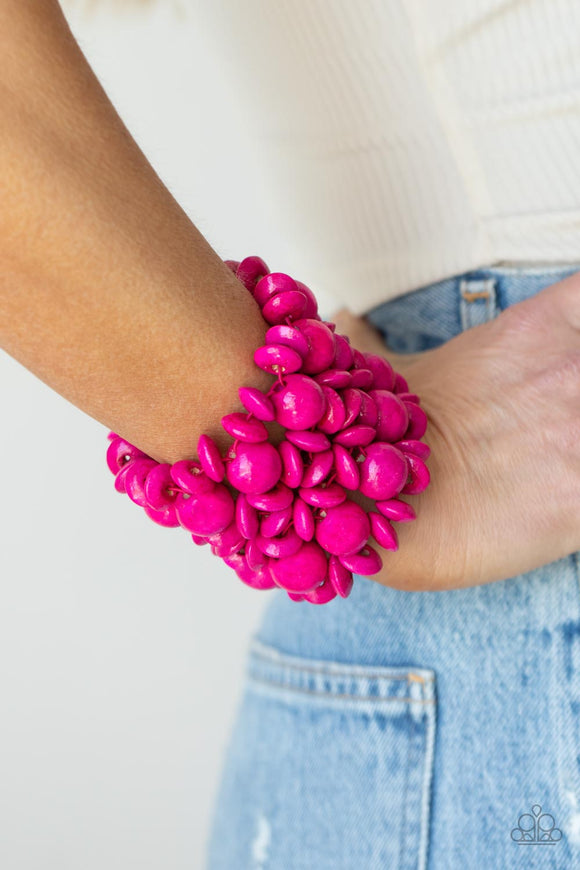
left=248, top=648, right=434, bottom=683
left=247, top=675, right=436, bottom=704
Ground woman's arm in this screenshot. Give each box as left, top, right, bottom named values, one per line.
left=0, top=0, right=274, bottom=464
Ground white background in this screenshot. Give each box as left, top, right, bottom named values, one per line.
left=0, top=2, right=338, bottom=868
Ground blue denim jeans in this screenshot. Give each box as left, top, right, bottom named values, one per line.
left=206, top=262, right=580, bottom=870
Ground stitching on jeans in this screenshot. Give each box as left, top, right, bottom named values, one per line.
left=461, top=289, right=490, bottom=301
left=249, top=647, right=434, bottom=683
left=248, top=674, right=436, bottom=704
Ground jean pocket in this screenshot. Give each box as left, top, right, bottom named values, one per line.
left=206, top=638, right=437, bottom=870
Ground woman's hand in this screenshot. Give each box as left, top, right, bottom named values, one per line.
left=332, top=270, right=580, bottom=591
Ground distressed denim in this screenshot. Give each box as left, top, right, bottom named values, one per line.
left=206, top=262, right=580, bottom=870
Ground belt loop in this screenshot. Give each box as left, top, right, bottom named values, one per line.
left=459, top=277, right=498, bottom=331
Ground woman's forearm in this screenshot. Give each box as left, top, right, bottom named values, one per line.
left=0, top=0, right=274, bottom=464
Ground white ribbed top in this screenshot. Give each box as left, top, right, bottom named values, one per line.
left=198, top=0, right=580, bottom=313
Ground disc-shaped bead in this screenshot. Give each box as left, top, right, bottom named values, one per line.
left=123, top=458, right=158, bottom=507
left=342, top=388, right=363, bottom=427
left=294, top=280, right=319, bottom=319
left=270, top=373, right=326, bottom=430
left=170, top=460, right=215, bottom=495
left=175, top=484, right=234, bottom=536
left=369, top=390, right=409, bottom=442
left=143, top=502, right=180, bottom=527
left=286, top=429, right=331, bottom=453
left=246, top=482, right=294, bottom=512
left=253, top=272, right=298, bottom=307
left=301, top=449, right=334, bottom=488
left=144, top=463, right=178, bottom=510
left=314, top=500, right=370, bottom=556
left=269, top=541, right=328, bottom=593
left=298, top=482, right=346, bottom=508
left=197, top=434, right=225, bottom=482
left=235, top=493, right=259, bottom=539
left=350, top=368, right=373, bottom=389
left=255, top=526, right=303, bottom=559
left=225, top=442, right=282, bottom=494
left=313, top=369, right=352, bottom=389
left=393, top=439, right=430, bottom=460
left=265, top=324, right=309, bottom=358
left=328, top=554, right=354, bottom=598
left=333, top=334, right=354, bottom=370
left=339, top=545, right=383, bottom=576
left=333, top=425, right=376, bottom=448
left=302, top=579, right=338, bottom=605
left=369, top=511, right=399, bottom=551
left=375, top=498, right=416, bottom=523
left=292, top=319, right=336, bottom=374
left=235, top=256, right=270, bottom=294
left=261, top=290, right=308, bottom=324
left=400, top=453, right=430, bottom=495
left=292, top=497, right=315, bottom=541
left=278, top=440, right=304, bottom=488
left=221, top=412, right=268, bottom=443
left=207, top=521, right=245, bottom=557
left=259, top=504, right=293, bottom=538
left=238, top=387, right=275, bottom=421
left=359, top=442, right=408, bottom=500
left=362, top=353, right=395, bottom=391
left=316, top=386, right=346, bottom=434
left=403, top=401, right=428, bottom=440
left=332, top=444, right=360, bottom=490
left=253, top=344, right=303, bottom=375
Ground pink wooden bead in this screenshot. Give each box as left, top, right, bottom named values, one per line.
left=224, top=259, right=240, bottom=274
left=170, top=460, right=215, bottom=495
left=175, top=485, right=235, bottom=536
left=226, top=442, right=282, bottom=494
left=247, top=482, right=294, bottom=512
left=350, top=368, right=373, bottom=390
left=246, top=538, right=268, bottom=571
left=197, top=434, right=225, bottom=482
left=313, top=370, right=352, bottom=389
left=333, top=334, right=354, bottom=369
left=253, top=272, right=298, bottom=307
left=397, top=392, right=421, bottom=404
left=400, top=453, right=430, bottom=495
left=261, top=289, right=308, bottom=324
left=107, top=431, right=118, bottom=441
left=315, top=500, right=370, bottom=556
left=332, top=444, right=360, bottom=490
left=269, top=541, right=328, bottom=593
left=333, top=425, right=376, bottom=448
left=375, top=498, right=417, bottom=522
left=393, top=371, right=410, bottom=393
left=369, top=511, right=399, bottom=551
left=362, top=353, right=396, bottom=391
left=359, top=442, right=408, bottom=500
left=293, top=497, right=315, bottom=541
left=123, top=458, right=158, bottom=507
left=144, top=463, right=178, bottom=510
left=238, top=387, right=276, bottom=422
left=394, top=439, right=431, bottom=459
left=254, top=344, right=303, bottom=375
left=294, top=280, right=319, bottom=319
left=403, top=401, right=428, bottom=440
left=259, top=504, right=293, bottom=538
left=278, top=440, right=304, bottom=488
left=301, top=449, right=334, bottom=487
left=221, top=412, right=268, bottom=443
left=235, top=256, right=270, bottom=294
left=114, top=462, right=134, bottom=494
left=328, top=554, right=354, bottom=598
left=342, top=388, right=363, bottom=427
left=303, top=578, right=338, bottom=605
left=298, top=482, right=346, bottom=508
left=207, top=521, right=245, bottom=557
left=270, top=373, right=326, bottom=430
left=223, top=552, right=277, bottom=590
left=316, top=386, right=346, bottom=435
left=235, top=493, right=260, bottom=539
left=339, top=545, right=383, bottom=576
left=287, top=592, right=306, bottom=602
left=256, top=526, right=303, bottom=558
left=369, top=390, right=409, bottom=442
left=292, top=319, right=336, bottom=374
left=265, top=324, right=309, bottom=358
left=358, top=392, right=378, bottom=427
left=191, top=533, right=209, bottom=546
left=106, top=437, right=147, bottom=475
left=286, top=429, right=331, bottom=453
left=143, top=502, right=180, bottom=527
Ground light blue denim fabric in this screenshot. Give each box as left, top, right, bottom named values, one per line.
left=206, top=263, right=580, bottom=870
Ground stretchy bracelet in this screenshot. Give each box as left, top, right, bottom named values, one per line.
left=106, top=255, right=431, bottom=604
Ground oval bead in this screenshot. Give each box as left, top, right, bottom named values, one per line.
left=313, top=369, right=352, bottom=389
left=207, top=521, right=245, bottom=557
left=351, top=349, right=367, bottom=369
left=246, top=538, right=268, bottom=571
left=339, top=545, right=383, bottom=576
left=350, top=368, right=374, bottom=390
left=221, top=412, right=268, bottom=443
left=235, top=256, right=270, bottom=294
left=315, top=500, right=370, bottom=556
left=393, top=439, right=431, bottom=460
left=265, top=324, right=310, bottom=358
left=106, top=437, right=147, bottom=475
left=301, top=449, right=334, bottom=487
left=358, top=392, right=378, bottom=427
left=369, top=511, right=399, bottom=551
left=369, top=390, right=409, bottom=442
left=225, top=442, right=282, bottom=494
left=259, top=505, right=293, bottom=538
left=269, top=541, right=328, bottom=593
left=123, top=458, right=158, bottom=507
left=114, top=461, right=134, bottom=494
left=293, top=497, right=315, bottom=541
left=342, top=388, right=363, bottom=427
left=255, top=526, right=303, bottom=559
left=235, top=492, right=260, bottom=539
left=292, top=319, right=336, bottom=374
left=191, top=533, right=209, bottom=546
left=246, top=482, right=294, bottom=512
left=286, top=429, right=331, bottom=453
left=197, top=434, right=225, bottom=482
left=287, top=592, right=306, bottom=602
left=238, top=387, right=275, bottom=421
left=170, top=460, right=215, bottom=495
left=328, top=554, right=354, bottom=598
left=333, top=425, right=376, bottom=448
left=316, top=386, right=346, bottom=434
left=143, top=502, right=180, bottom=527
left=303, top=579, right=338, bottom=605
left=375, top=498, right=417, bottom=523
left=332, top=444, right=360, bottom=490
left=144, top=463, right=178, bottom=510
left=403, top=402, right=428, bottom=440
left=362, top=353, right=396, bottom=391
left=270, top=373, right=326, bottom=430
left=223, top=552, right=277, bottom=590
left=333, top=334, right=354, bottom=370
left=298, top=483, right=346, bottom=508
left=253, top=271, right=298, bottom=307
left=254, top=343, right=303, bottom=375
left=397, top=392, right=421, bottom=404
left=261, top=289, right=308, bottom=324
left=359, top=442, right=408, bottom=500
left=294, top=280, right=319, bottom=319
left=278, top=440, right=304, bottom=489
left=400, top=453, right=431, bottom=495
left=393, top=371, right=410, bottom=393
left=175, top=484, right=234, bottom=536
